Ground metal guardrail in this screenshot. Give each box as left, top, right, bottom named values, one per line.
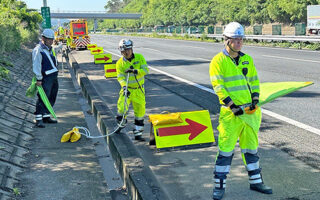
left=130, top=32, right=320, bottom=43
left=190, top=34, right=320, bottom=43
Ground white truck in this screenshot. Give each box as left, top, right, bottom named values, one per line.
left=307, top=5, right=320, bottom=35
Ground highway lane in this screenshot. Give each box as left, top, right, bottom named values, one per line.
left=90, top=34, right=320, bottom=169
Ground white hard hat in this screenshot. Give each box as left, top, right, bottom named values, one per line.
left=223, top=22, right=245, bottom=38
left=119, top=39, right=133, bottom=51
left=42, top=29, right=55, bottom=39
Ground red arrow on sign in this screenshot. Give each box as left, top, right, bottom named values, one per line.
left=96, top=56, right=110, bottom=62
left=106, top=69, right=116, bottom=73
left=88, top=45, right=97, bottom=48
left=158, top=118, right=207, bottom=140
left=92, top=49, right=102, bottom=53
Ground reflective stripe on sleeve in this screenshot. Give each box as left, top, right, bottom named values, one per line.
left=210, top=75, right=224, bottom=82
left=248, top=75, right=259, bottom=82
left=251, top=85, right=259, bottom=90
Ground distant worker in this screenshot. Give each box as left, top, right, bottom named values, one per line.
left=209, top=22, right=272, bottom=200
left=32, top=29, right=61, bottom=128
left=116, top=39, right=149, bottom=140
left=58, top=26, right=64, bottom=36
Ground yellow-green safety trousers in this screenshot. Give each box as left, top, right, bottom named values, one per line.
left=117, top=87, right=146, bottom=120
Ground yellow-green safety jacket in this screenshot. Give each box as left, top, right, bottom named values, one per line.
left=210, top=49, right=260, bottom=106
left=116, top=53, right=149, bottom=88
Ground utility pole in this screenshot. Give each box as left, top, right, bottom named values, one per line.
left=43, top=0, right=47, bottom=7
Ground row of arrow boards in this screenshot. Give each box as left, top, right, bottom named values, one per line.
left=87, top=43, right=117, bottom=78
left=87, top=44, right=113, bottom=64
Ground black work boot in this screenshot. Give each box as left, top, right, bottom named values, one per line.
left=116, top=116, right=127, bottom=133
left=212, top=188, right=225, bottom=200
left=250, top=183, right=272, bottom=194
left=43, top=117, right=57, bottom=123
left=213, top=178, right=226, bottom=200
left=35, top=120, right=45, bottom=128
left=133, top=119, right=144, bottom=140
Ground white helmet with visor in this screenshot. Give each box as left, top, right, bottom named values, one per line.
left=223, top=22, right=245, bottom=39
left=119, top=39, right=133, bottom=51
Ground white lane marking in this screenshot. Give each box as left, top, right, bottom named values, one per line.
left=103, top=49, right=320, bottom=137
left=141, top=47, right=162, bottom=52
left=149, top=67, right=216, bottom=94
left=263, top=55, right=320, bottom=63
left=262, top=109, right=320, bottom=137
left=196, top=57, right=211, bottom=62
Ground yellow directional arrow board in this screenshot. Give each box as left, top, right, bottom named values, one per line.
left=104, top=60, right=117, bottom=78
left=94, top=53, right=112, bottom=64
left=87, top=44, right=97, bottom=49
left=90, top=47, right=103, bottom=55
left=152, top=110, right=214, bottom=149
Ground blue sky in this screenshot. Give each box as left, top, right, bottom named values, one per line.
left=23, top=0, right=107, bottom=12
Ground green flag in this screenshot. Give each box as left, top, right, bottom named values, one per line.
left=26, top=77, right=37, bottom=98
left=37, top=85, right=57, bottom=119
left=259, top=81, right=314, bottom=106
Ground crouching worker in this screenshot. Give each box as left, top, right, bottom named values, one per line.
left=116, top=39, right=149, bottom=140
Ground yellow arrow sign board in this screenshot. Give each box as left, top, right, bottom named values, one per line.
left=94, top=53, right=112, bottom=64
left=151, top=110, right=214, bottom=149
left=90, top=47, right=104, bottom=55
left=104, top=61, right=117, bottom=78
left=87, top=44, right=97, bottom=49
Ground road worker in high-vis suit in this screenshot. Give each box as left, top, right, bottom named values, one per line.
left=116, top=39, right=149, bottom=140
left=209, top=22, right=272, bottom=200
left=32, top=29, right=62, bottom=128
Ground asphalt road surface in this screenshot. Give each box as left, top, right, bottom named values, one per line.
left=89, top=34, right=320, bottom=170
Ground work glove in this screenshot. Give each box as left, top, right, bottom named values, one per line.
left=124, top=68, right=138, bottom=74
left=244, top=99, right=259, bottom=114
left=250, top=99, right=259, bottom=110
left=122, top=86, right=130, bottom=97
left=230, top=103, right=244, bottom=116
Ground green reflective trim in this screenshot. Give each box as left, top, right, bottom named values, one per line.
left=226, top=85, right=248, bottom=92
left=224, top=75, right=245, bottom=82
left=210, top=75, right=224, bottom=82
left=248, top=76, right=259, bottom=82
left=251, top=85, right=259, bottom=90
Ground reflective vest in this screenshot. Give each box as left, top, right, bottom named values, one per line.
left=116, top=53, right=149, bottom=88
left=209, top=49, right=260, bottom=106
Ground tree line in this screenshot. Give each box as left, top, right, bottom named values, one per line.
left=98, top=0, right=320, bottom=29
left=0, top=0, right=42, bottom=79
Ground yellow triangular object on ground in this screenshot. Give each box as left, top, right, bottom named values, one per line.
left=70, top=128, right=81, bottom=142
left=61, top=128, right=81, bottom=143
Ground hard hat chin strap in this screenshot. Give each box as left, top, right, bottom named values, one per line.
left=226, top=39, right=239, bottom=53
